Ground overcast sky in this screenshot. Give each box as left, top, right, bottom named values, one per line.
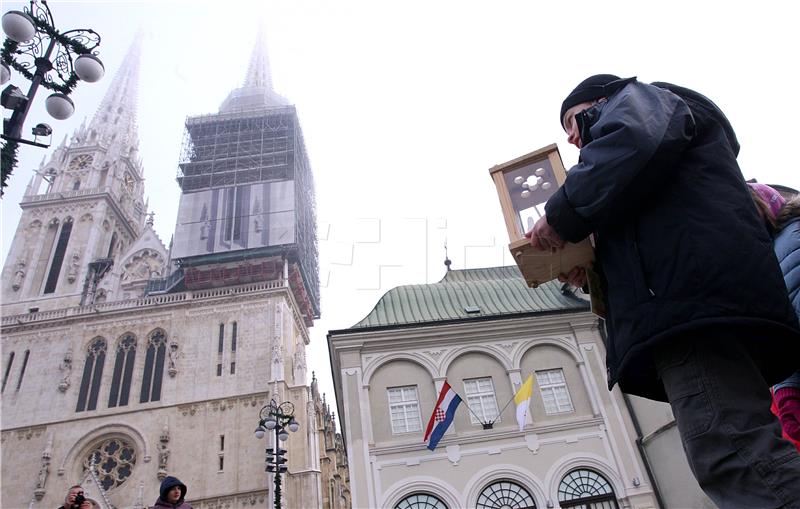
left=3, top=0, right=799, bottom=408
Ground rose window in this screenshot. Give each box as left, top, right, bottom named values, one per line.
left=83, top=438, right=136, bottom=490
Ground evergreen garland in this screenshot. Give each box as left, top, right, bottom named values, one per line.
left=1, top=139, right=20, bottom=197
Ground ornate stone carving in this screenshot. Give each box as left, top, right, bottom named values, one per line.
left=293, top=343, right=307, bottom=383
left=66, top=252, right=80, bottom=283
left=12, top=258, right=26, bottom=291
left=157, top=420, right=170, bottom=480
left=168, top=337, right=179, bottom=377
left=33, top=434, right=53, bottom=500
left=58, top=347, right=73, bottom=392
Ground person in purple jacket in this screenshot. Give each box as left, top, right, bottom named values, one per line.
left=152, top=476, right=192, bottom=509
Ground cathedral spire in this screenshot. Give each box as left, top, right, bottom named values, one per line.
left=219, top=25, right=288, bottom=113
left=243, top=24, right=273, bottom=90
left=86, top=32, right=142, bottom=158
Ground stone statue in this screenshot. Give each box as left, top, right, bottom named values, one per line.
left=12, top=259, right=25, bottom=291
left=67, top=252, right=80, bottom=283
left=168, top=339, right=179, bottom=377
left=58, top=348, right=73, bottom=392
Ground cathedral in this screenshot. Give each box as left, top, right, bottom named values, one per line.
left=1, top=31, right=348, bottom=509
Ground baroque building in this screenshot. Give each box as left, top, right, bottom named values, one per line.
left=1, top=30, right=343, bottom=509
left=328, top=266, right=714, bottom=509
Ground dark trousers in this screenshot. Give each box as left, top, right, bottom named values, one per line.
left=655, top=334, right=800, bottom=509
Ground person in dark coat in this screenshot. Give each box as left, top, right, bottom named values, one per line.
left=528, top=74, right=800, bottom=507
left=152, top=476, right=193, bottom=509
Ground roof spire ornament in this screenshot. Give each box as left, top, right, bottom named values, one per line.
left=219, top=24, right=288, bottom=112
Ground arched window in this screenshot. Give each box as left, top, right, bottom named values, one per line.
left=476, top=480, right=536, bottom=509
left=108, top=334, right=137, bottom=408
left=140, top=330, right=166, bottom=403
left=106, top=232, right=117, bottom=259
left=2, top=351, right=14, bottom=393
left=558, top=469, right=618, bottom=509
left=44, top=217, right=74, bottom=294
left=84, top=436, right=136, bottom=491
left=73, top=179, right=81, bottom=190
left=395, top=493, right=447, bottom=509
left=76, top=338, right=107, bottom=412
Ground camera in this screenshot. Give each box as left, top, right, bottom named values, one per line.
left=73, top=493, right=86, bottom=509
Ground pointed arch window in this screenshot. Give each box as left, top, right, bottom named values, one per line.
left=558, top=469, right=618, bottom=509
left=2, top=351, right=14, bottom=393
left=108, top=334, right=137, bottom=408
left=107, top=232, right=118, bottom=259
left=140, top=330, right=166, bottom=403
left=44, top=217, right=74, bottom=294
left=76, top=338, right=107, bottom=412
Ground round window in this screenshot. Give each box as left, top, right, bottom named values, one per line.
left=83, top=437, right=136, bottom=491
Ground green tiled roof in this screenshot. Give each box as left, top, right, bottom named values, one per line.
left=350, top=266, right=589, bottom=329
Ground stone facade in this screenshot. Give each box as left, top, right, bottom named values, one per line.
left=1, top=30, right=343, bottom=509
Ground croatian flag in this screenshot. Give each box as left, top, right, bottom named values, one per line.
left=424, top=381, right=462, bottom=451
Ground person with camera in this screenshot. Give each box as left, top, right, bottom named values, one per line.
left=58, top=485, right=91, bottom=509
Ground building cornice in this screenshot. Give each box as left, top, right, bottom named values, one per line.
left=1, top=280, right=301, bottom=337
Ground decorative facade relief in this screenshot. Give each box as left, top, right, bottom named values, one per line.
left=293, top=342, right=307, bottom=384
left=168, top=336, right=179, bottom=377
left=157, top=420, right=170, bottom=480
left=33, top=433, right=53, bottom=500
left=67, top=252, right=81, bottom=283
left=58, top=346, right=73, bottom=392
left=12, top=258, right=27, bottom=291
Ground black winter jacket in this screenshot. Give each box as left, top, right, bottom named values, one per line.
left=546, top=79, right=800, bottom=401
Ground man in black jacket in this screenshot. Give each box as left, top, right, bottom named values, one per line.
left=528, top=75, right=800, bottom=507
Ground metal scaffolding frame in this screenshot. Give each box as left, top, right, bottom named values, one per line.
left=173, top=105, right=320, bottom=317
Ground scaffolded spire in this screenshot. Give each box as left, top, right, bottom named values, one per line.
left=243, top=24, right=273, bottom=90
left=219, top=24, right=288, bottom=113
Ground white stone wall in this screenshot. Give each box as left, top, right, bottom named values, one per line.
left=1, top=285, right=319, bottom=509
left=331, top=314, right=661, bottom=509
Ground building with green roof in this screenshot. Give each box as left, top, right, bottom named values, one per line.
left=328, top=264, right=718, bottom=508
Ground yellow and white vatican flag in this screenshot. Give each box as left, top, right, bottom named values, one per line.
left=514, top=374, right=534, bottom=432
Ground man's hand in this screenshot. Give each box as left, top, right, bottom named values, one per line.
left=525, top=216, right=565, bottom=251
left=559, top=266, right=587, bottom=288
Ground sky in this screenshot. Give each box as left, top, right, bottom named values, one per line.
left=2, top=0, right=800, bottom=413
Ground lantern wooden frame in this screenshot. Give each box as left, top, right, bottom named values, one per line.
left=489, top=143, right=594, bottom=287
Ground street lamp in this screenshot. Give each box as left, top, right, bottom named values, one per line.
left=254, top=400, right=300, bottom=509
left=1, top=0, right=103, bottom=194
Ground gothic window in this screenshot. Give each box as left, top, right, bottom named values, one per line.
left=558, top=469, right=618, bottom=509
left=231, top=322, right=237, bottom=352
left=476, top=481, right=536, bottom=509
left=395, top=493, right=447, bottom=509
left=388, top=386, right=422, bottom=434
left=2, top=351, right=14, bottom=393
left=106, top=232, right=117, bottom=259
left=218, top=323, right=224, bottom=353
left=140, top=330, right=166, bottom=403
left=463, top=377, right=500, bottom=424
left=15, top=350, right=29, bottom=391
left=108, top=334, right=137, bottom=408
left=73, top=179, right=81, bottom=190
left=535, top=369, right=574, bottom=415
left=76, top=338, right=107, bottom=412
left=44, top=217, right=74, bottom=294
left=84, top=437, right=136, bottom=491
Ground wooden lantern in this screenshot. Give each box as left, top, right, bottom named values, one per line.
left=489, top=143, right=594, bottom=287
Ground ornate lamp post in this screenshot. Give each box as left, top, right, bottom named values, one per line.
left=255, top=400, right=300, bottom=509
left=1, top=0, right=104, bottom=193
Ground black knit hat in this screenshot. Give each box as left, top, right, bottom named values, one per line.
left=559, top=74, right=635, bottom=129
